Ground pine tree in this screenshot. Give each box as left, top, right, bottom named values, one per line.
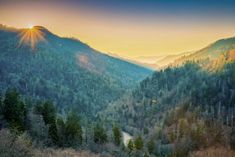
left=147, top=139, right=155, bottom=154
left=49, top=122, right=59, bottom=145
left=93, top=123, right=107, bottom=144
left=127, top=139, right=134, bottom=152
left=41, top=101, right=56, bottom=125
left=57, top=116, right=65, bottom=146
left=37, top=101, right=59, bottom=145
left=3, top=89, right=27, bottom=132
left=64, top=112, right=83, bottom=146
left=134, top=136, right=143, bottom=150
left=113, top=125, right=122, bottom=146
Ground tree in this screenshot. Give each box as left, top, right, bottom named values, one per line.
left=134, top=136, right=143, bottom=150
left=48, top=122, right=59, bottom=145
left=93, top=123, right=107, bottom=144
left=64, top=112, right=83, bottom=147
left=36, top=101, right=59, bottom=145
left=0, top=129, right=33, bottom=157
left=3, top=89, right=27, bottom=132
left=127, top=139, right=134, bottom=152
left=40, top=101, right=56, bottom=125
left=147, top=139, right=155, bottom=154
left=112, top=125, right=122, bottom=146
left=57, top=116, right=65, bottom=146
left=143, top=127, right=149, bottom=134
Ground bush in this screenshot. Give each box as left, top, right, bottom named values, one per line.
left=0, top=129, right=33, bottom=157
left=189, top=147, right=235, bottom=157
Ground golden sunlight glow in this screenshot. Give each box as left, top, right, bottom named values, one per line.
left=1, top=2, right=235, bottom=59
left=28, top=24, right=34, bottom=29
left=18, top=27, right=46, bottom=50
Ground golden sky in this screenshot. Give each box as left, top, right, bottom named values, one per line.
left=1, top=1, right=235, bottom=61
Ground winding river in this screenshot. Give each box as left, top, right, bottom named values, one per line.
left=122, top=131, right=133, bottom=146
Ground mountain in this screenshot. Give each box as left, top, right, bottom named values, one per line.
left=171, top=37, right=235, bottom=70
left=133, top=37, right=235, bottom=70
left=102, top=61, right=235, bottom=156
left=0, top=25, right=152, bottom=118
left=100, top=36, right=235, bottom=156
left=156, top=52, right=192, bottom=68
left=106, top=52, right=158, bottom=70
left=102, top=37, right=235, bottom=131
left=120, top=52, right=192, bottom=70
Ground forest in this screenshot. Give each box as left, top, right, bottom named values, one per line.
left=102, top=61, right=235, bottom=156
left=0, top=62, right=235, bottom=157
left=0, top=26, right=235, bottom=157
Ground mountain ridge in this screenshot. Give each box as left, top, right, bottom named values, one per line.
left=0, top=25, right=152, bottom=118
left=170, top=36, right=235, bottom=70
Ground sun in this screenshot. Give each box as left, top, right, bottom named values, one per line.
left=28, top=24, right=34, bottom=29
left=18, top=26, right=46, bottom=50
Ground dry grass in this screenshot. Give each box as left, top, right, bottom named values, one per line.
left=34, top=148, right=101, bottom=157
left=190, top=147, right=235, bottom=157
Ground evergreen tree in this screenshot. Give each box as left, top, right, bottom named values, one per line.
left=57, top=116, right=65, bottom=146
left=48, top=122, right=59, bottom=145
left=64, top=112, right=83, bottom=146
left=112, top=125, right=122, bottom=146
left=127, top=139, right=134, bottom=152
left=134, top=136, right=143, bottom=150
left=93, top=123, right=107, bottom=144
left=147, top=139, right=155, bottom=154
left=37, top=101, right=59, bottom=145
left=3, top=89, right=27, bottom=132
left=41, top=101, right=56, bottom=125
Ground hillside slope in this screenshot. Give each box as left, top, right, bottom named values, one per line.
left=171, top=37, right=235, bottom=70
left=101, top=61, right=235, bottom=156
left=0, top=25, right=152, bottom=117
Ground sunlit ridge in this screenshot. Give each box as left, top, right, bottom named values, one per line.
left=28, top=24, right=34, bottom=29
left=18, top=26, right=46, bottom=50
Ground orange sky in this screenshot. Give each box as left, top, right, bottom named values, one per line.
left=1, top=1, right=235, bottom=61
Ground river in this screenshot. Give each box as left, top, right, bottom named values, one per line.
left=122, top=131, right=133, bottom=146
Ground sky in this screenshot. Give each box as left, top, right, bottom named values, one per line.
left=1, top=0, right=235, bottom=61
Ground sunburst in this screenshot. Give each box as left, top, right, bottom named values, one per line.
left=18, top=26, right=46, bottom=50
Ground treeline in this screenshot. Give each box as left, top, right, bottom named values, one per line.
left=0, top=89, right=155, bottom=157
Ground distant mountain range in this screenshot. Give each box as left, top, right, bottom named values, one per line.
left=0, top=25, right=152, bottom=117
left=171, top=37, right=235, bottom=70
left=124, top=37, right=235, bottom=70
left=102, top=35, right=235, bottom=132
left=102, top=38, right=235, bottom=137
left=107, top=53, right=192, bottom=70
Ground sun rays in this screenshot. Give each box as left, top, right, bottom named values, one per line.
left=18, top=26, right=46, bottom=50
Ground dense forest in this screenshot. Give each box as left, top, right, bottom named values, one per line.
left=0, top=25, right=235, bottom=157
left=1, top=62, right=234, bottom=157
left=102, top=61, right=235, bottom=156
left=0, top=25, right=151, bottom=120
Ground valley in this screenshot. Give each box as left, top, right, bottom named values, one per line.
left=0, top=25, right=235, bottom=157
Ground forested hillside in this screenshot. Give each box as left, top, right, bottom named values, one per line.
left=171, top=37, right=235, bottom=70
left=0, top=25, right=152, bottom=118
left=102, top=62, right=235, bottom=156
left=0, top=89, right=127, bottom=157
left=0, top=25, right=235, bottom=157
